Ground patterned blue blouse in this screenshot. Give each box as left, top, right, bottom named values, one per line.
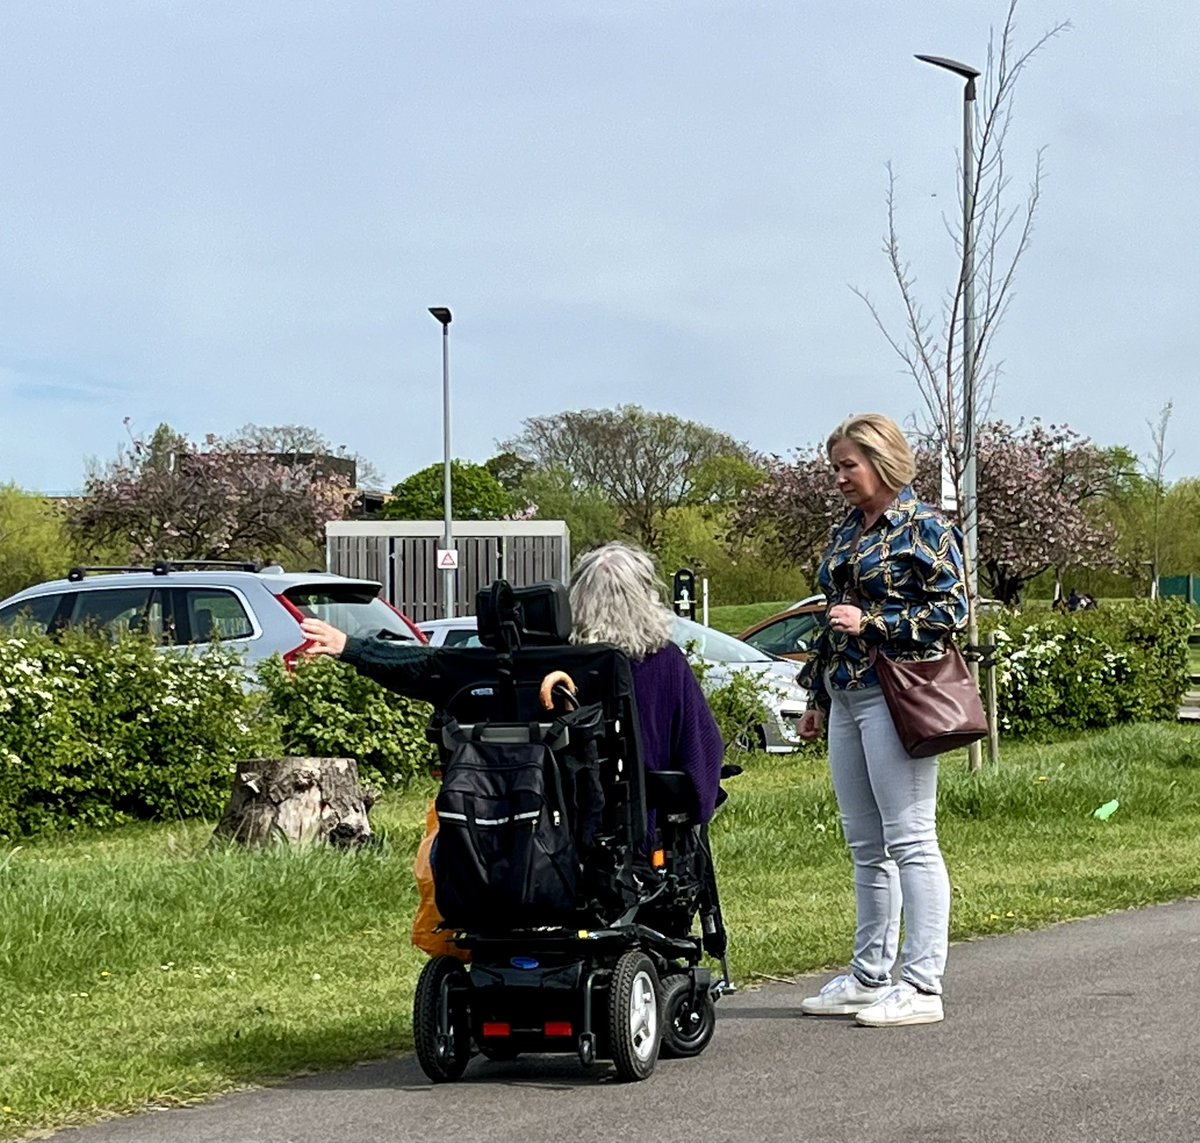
left=797, top=485, right=968, bottom=712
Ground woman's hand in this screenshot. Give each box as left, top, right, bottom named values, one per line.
left=798, top=709, right=825, bottom=741
left=300, top=617, right=347, bottom=657
left=828, top=603, right=864, bottom=636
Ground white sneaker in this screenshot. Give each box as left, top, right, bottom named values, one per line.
left=799, top=973, right=888, bottom=1016
left=854, top=982, right=944, bottom=1027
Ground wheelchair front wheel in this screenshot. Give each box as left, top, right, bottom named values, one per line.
left=607, top=950, right=661, bottom=1081
left=413, top=956, right=471, bottom=1082
left=659, top=973, right=716, bottom=1058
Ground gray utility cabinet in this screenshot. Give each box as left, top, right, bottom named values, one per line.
left=325, top=520, right=571, bottom=622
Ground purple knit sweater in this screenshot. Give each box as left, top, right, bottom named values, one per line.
left=629, top=641, right=725, bottom=824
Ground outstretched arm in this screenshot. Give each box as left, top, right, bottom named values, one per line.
left=300, top=617, right=440, bottom=701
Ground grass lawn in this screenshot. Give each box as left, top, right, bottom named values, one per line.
left=3, top=722, right=1200, bottom=1139
left=706, top=600, right=793, bottom=635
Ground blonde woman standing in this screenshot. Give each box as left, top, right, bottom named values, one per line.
left=797, top=413, right=968, bottom=1027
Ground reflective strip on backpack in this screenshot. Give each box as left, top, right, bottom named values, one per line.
left=438, top=810, right=540, bottom=827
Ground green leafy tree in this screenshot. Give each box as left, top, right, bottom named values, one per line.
left=500, top=405, right=756, bottom=548
left=514, top=467, right=627, bottom=556
left=381, top=461, right=513, bottom=521
left=0, top=485, right=78, bottom=598
left=483, top=451, right=536, bottom=495
left=1100, top=474, right=1200, bottom=593
left=657, top=504, right=810, bottom=608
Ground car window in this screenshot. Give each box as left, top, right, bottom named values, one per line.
left=745, top=612, right=821, bottom=656
left=671, top=618, right=774, bottom=664
left=0, top=593, right=63, bottom=633
left=68, top=588, right=163, bottom=640
left=180, top=589, right=254, bottom=643
left=283, top=585, right=419, bottom=641
left=443, top=628, right=483, bottom=648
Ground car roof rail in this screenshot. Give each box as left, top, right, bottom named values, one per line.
left=148, top=559, right=262, bottom=575
left=67, top=565, right=153, bottom=581
left=65, top=559, right=262, bottom=582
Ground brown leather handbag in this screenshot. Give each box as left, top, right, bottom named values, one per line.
left=869, top=643, right=987, bottom=758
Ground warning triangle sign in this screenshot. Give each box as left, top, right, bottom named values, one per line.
left=437, top=548, right=459, bottom=570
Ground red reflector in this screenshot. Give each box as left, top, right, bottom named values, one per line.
left=281, top=642, right=309, bottom=672
left=543, top=1021, right=573, bottom=1038
left=482, top=1022, right=511, bottom=1038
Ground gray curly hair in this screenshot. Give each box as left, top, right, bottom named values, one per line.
left=568, top=541, right=674, bottom=661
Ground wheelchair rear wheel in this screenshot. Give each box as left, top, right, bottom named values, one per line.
left=607, top=950, right=661, bottom=1081
left=659, top=973, right=716, bottom=1058
left=413, top=955, right=471, bottom=1082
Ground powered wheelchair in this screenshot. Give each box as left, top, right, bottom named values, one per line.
left=410, top=579, right=735, bottom=1083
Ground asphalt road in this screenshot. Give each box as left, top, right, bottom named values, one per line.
left=52, top=899, right=1200, bottom=1143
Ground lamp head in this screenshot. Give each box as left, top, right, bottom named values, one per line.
left=914, top=54, right=981, bottom=81
left=428, top=307, right=453, bottom=327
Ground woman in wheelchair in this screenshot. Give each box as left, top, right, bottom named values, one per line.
left=297, top=545, right=730, bottom=1083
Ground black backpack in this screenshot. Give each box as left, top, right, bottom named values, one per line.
left=433, top=709, right=604, bottom=930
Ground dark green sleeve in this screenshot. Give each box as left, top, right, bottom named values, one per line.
left=341, top=635, right=442, bottom=702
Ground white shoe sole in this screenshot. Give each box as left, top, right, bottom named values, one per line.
left=855, top=1007, right=944, bottom=1027
left=800, top=999, right=877, bottom=1016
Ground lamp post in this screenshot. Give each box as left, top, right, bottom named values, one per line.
left=916, top=52, right=986, bottom=768
left=429, top=306, right=454, bottom=618
left=915, top=53, right=981, bottom=600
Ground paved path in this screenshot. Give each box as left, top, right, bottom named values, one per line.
left=52, top=899, right=1200, bottom=1143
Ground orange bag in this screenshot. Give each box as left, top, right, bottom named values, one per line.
left=411, top=801, right=470, bottom=961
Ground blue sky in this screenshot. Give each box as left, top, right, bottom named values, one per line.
left=1, top=0, right=1196, bottom=493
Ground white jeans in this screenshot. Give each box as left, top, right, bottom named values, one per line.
left=826, top=680, right=950, bottom=995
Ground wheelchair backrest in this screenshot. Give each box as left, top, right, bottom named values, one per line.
left=425, top=641, right=647, bottom=850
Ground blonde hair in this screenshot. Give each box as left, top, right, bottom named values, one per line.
left=826, top=413, right=916, bottom=491
left=568, top=541, right=673, bottom=661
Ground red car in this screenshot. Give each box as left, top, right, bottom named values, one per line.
left=737, top=600, right=826, bottom=663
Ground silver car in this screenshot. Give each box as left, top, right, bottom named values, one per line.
left=417, top=614, right=808, bottom=753
left=0, top=562, right=425, bottom=667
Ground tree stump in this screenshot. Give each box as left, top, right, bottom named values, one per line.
left=211, top=757, right=377, bottom=848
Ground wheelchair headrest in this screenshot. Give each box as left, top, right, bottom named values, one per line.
left=476, top=579, right=572, bottom=650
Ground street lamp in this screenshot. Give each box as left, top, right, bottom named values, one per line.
left=917, top=52, right=985, bottom=768
left=915, top=53, right=981, bottom=603
left=429, top=306, right=454, bottom=618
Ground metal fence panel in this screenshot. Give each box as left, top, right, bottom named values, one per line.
left=326, top=522, right=569, bottom=621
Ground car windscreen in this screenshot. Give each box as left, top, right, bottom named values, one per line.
left=671, top=618, right=775, bottom=664
left=283, top=586, right=419, bottom=641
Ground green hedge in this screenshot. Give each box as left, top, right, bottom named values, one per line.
left=255, top=655, right=435, bottom=787
left=0, top=630, right=277, bottom=836
left=981, top=599, right=1192, bottom=737
left=0, top=633, right=436, bottom=839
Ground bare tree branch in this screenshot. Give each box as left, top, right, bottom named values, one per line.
left=851, top=0, right=1069, bottom=510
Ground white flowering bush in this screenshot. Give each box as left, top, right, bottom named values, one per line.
left=981, top=599, right=1192, bottom=737
left=0, top=629, right=278, bottom=837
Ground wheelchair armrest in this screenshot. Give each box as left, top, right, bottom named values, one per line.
left=643, top=769, right=699, bottom=822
